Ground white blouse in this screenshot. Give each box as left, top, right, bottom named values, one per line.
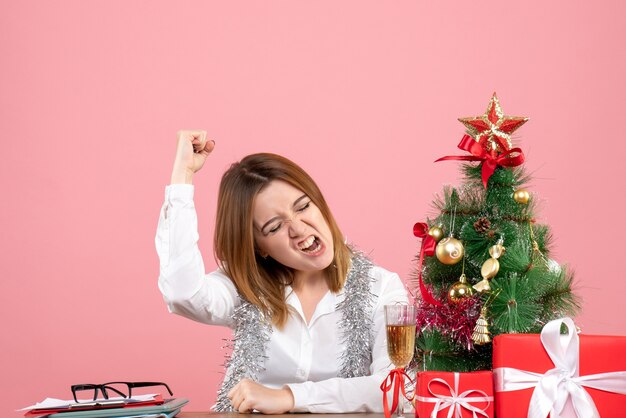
left=156, top=184, right=409, bottom=412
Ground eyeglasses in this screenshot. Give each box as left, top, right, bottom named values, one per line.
left=70, top=381, right=173, bottom=403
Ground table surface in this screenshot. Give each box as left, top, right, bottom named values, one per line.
left=179, top=414, right=384, bottom=418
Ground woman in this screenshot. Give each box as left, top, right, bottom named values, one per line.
left=156, top=130, right=408, bottom=413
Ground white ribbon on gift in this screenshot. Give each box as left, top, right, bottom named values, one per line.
left=415, top=372, right=493, bottom=418
left=493, top=317, right=626, bottom=418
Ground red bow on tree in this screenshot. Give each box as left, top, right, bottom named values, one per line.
left=436, top=134, right=525, bottom=188
left=413, top=222, right=442, bottom=306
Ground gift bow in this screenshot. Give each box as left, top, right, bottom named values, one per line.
left=380, top=368, right=414, bottom=418
left=412, top=222, right=442, bottom=306
left=415, top=372, right=493, bottom=418
left=435, top=134, right=525, bottom=188
left=494, top=317, right=626, bottom=418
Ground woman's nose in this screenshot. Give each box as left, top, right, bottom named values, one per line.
left=288, top=218, right=307, bottom=238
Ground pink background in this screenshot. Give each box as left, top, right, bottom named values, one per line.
left=2, top=1, right=625, bottom=415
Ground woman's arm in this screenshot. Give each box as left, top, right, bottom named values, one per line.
left=223, top=269, right=407, bottom=414
left=287, top=269, right=409, bottom=412
left=156, top=184, right=239, bottom=326
left=155, top=131, right=238, bottom=326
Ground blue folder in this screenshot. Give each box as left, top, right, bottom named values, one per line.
left=45, top=398, right=188, bottom=418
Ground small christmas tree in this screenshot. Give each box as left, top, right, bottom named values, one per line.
left=410, top=93, right=580, bottom=372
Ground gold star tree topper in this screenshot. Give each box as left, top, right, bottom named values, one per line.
left=458, top=93, right=528, bottom=153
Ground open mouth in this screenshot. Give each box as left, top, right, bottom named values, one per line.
left=298, top=235, right=322, bottom=254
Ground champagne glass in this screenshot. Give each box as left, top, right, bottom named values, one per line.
left=384, top=304, right=416, bottom=418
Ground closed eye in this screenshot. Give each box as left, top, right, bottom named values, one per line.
left=296, top=202, right=311, bottom=212
left=260, top=196, right=310, bottom=235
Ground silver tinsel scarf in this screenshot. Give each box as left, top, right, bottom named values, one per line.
left=214, top=301, right=272, bottom=412
left=214, top=249, right=376, bottom=411
left=337, top=250, right=375, bottom=378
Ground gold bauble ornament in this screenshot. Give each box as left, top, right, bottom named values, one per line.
left=448, top=274, right=474, bottom=303
left=513, top=189, right=530, bottom=204
left=435, top=237, right=464, bottom=265
left=428, top=225, right=444, bottom=243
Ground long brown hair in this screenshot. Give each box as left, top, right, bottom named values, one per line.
left=214, top=153, right=351, bottom=328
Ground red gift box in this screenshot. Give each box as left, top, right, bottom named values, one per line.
left=493, top=317, right=626, bottom=418
left=415, top=370, right=494, bottom=418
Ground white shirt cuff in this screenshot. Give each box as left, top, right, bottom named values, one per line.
left=285, top=382, right=312, bottom=412
left=165, top=183, right=194, bottom=200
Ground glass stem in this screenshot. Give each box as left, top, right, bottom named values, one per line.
left=397, top=374, right=405, bottom=418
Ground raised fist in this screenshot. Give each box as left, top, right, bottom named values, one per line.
left=171, top=130, right=215, bottom=184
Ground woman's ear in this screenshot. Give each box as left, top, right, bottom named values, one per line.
left=255, top=244, right=269, bottom=259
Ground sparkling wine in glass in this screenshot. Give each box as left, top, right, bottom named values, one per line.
left=384, top=304, right=416, bottom=418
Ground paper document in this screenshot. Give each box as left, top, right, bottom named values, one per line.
left=19, top=394, right=158, bottom=411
